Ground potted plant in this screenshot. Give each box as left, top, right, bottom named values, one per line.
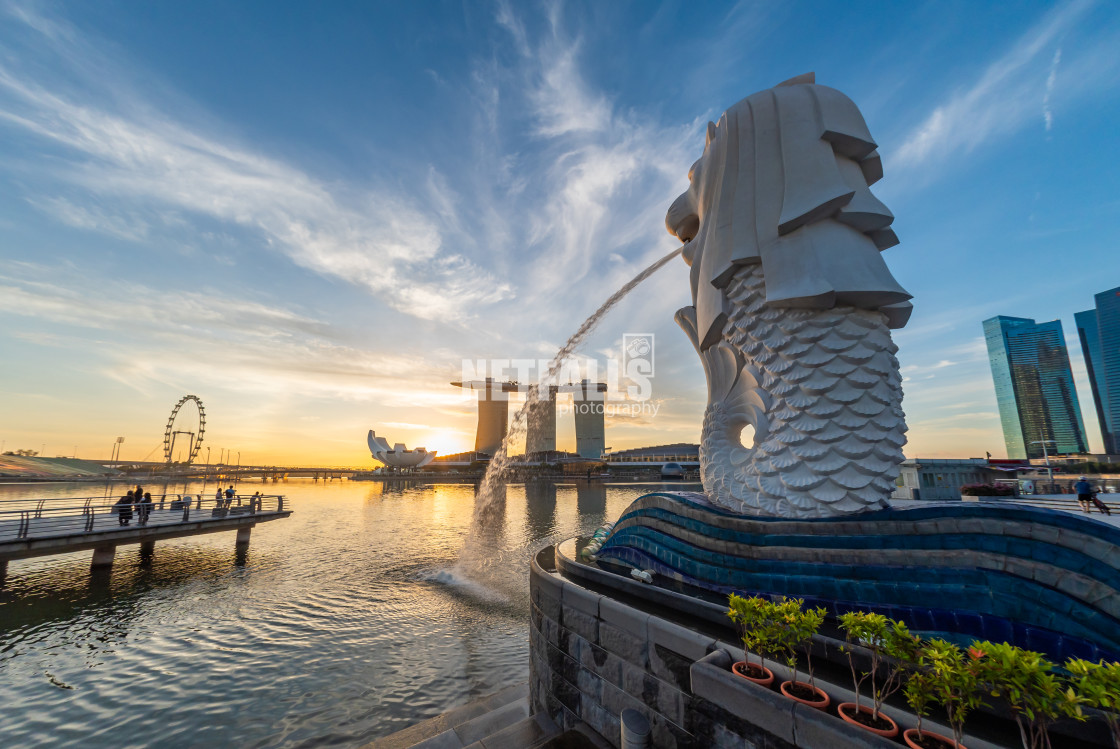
left=772, top=598, right=830, bottom=709
left=977, top=641, right=1083, bottom=749
left=904, top=666, right=941, bottom=748
left=727, top=593, right=776, bottom=687
left=903, top=639, right=985, bottom=749
left=838, top=611, right=920, bottom=738
left=1066, top=658, right=1120, bottom=748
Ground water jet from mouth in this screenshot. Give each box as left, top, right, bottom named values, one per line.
left=472, top=243, right=686, bottom=521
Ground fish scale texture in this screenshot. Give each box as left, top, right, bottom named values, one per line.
left=702, top=263, right=907, bottom=517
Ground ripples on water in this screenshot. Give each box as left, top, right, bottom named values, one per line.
left=0, top=478, right=697, bottom=748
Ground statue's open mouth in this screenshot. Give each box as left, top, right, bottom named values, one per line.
left=671, top=216, right=698, bottom=243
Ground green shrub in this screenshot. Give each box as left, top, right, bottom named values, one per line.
left=975, top=641, right=1083, bottom=749
left=1066, top=658, right=1120, bottom=749
left=770, top=598, right=826, bottom=688
left=904, top=666, right=937, bottom=742
left=960, top=483, right=1015, bottom=496
left=727, top=594, right=775, bottom=672
left=732, top=599, right=1120, bottom=748
left=917, top=639, right=987, bottom=748
left=839, top=611, right=920, bottom=721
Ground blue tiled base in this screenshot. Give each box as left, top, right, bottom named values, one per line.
left=596, top=493, right=1120, bottom=662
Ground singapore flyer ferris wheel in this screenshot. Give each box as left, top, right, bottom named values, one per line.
left=164, top=395, right=206, bottom=464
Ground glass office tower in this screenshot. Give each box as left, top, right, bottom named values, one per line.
left=983, top=315, right=1088, bottom=459
left=1075, top=286, right=1120, bottom=454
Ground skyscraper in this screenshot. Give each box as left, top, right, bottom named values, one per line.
left=983, top=315, right=1088, bottom=459
left=572, top=380, right=607, bottom=460
left=1075, top=286, right=1120, bottom=454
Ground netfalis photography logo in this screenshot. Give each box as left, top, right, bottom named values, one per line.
left=623, top=333, right=654, bottom=378
left=455, top=332, right=660, bottom=419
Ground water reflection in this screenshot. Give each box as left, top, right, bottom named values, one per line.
left=524, top=480, right=557, bottom=540
left=0, top=479, right=699, bottom=748
left=575, top=481, right=607, bottom=520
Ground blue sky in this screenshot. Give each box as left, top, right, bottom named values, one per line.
left=1, top=0, right=1119, bottom=465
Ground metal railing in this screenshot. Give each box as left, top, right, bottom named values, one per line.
left=0, top=494, right=289, bottom=542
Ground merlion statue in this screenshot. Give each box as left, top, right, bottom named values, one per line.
left=666, top=73, right=911, bottom=518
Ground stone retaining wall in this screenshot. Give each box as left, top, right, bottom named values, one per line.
left=529, top=556, right=903, bottom=749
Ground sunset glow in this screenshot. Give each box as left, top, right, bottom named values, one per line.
left=1, top=2, right=1118, bottom=465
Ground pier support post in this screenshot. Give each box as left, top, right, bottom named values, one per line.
left=90, top=545, right=116, bottom=570
left=235, top=526, right=252, bottom=547
left=139, top=540, right=155, bottom=565
left=0, top=558, right=8, bottom=584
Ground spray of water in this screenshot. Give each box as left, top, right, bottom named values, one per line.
left=473, top=243, right=685, bottom=519
left=434, top=244, right=685, bottom=597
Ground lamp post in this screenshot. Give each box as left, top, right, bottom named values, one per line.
left=1030, top=432, right=1058, bottom=489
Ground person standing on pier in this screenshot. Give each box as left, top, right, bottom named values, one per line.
left=116, top=492, right=134, bottom=526
left=138, top=492, right=153, bottom=525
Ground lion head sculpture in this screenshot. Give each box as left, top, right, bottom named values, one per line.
left=666, top=72, right=912, bottom=351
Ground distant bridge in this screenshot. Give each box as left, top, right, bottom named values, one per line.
left=98, top=463, right=367, bottom=482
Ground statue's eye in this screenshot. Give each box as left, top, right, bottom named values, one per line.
left=688, top=159, right=702, bottom=183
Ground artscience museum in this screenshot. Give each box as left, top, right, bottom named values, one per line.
left=366, top=430, right=435, bottom=469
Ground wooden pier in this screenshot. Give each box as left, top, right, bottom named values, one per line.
left=0, top=493, right=292, bottom=578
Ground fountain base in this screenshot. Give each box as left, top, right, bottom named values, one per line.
left=529, top=491, right=1120, bottom=747
left=590, top=491, right=1120, bottom=662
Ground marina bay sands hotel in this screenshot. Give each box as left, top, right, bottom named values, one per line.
left=451, top=378, right=607, bottom=459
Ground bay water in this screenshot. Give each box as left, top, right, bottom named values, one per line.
left=0, top=478, right=696, bottom=748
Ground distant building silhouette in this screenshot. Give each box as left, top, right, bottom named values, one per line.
left=1075, top=286, right=1120, bottom=454
left=450, top=378, right=608, bottom=459
left=571, top=380, right=607, bottom=460
left=604, top=444, right=700, bottom=465
left=983, top=315, right=1087, bottom=459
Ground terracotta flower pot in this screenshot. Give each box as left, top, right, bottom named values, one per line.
left=779, top=680, right=830, bottom=710
left=731, top=661, right=774, bottom=687
left=837, top=702, right=899, bottom=738
left=903, top=727, right=964, bottom=749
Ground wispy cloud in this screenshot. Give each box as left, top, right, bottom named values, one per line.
left=0, top=10, right=510, bottom=322
left=0, top=263, right=471, bottom=407
left=1043, top=47, right=1062, bottom=132
left=382, top=422, right=433, bottom=430
left=484, top=6, right=698, bottom=305
left=902, top=359, right=958, bottom=374
left=28, top=196, right=151, bottom=241
left=889, top=0, right=1098, bottom=172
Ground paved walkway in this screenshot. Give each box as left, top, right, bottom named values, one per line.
left=972, top=493, right=1120, bottom=528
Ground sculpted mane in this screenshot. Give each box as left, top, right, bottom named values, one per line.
left=667, top=74, right=910, bottom=518
left=666, top=72, right=912, bottom=351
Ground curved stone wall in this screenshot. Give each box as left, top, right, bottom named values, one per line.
left=529, top=552, right=912, bottom=748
